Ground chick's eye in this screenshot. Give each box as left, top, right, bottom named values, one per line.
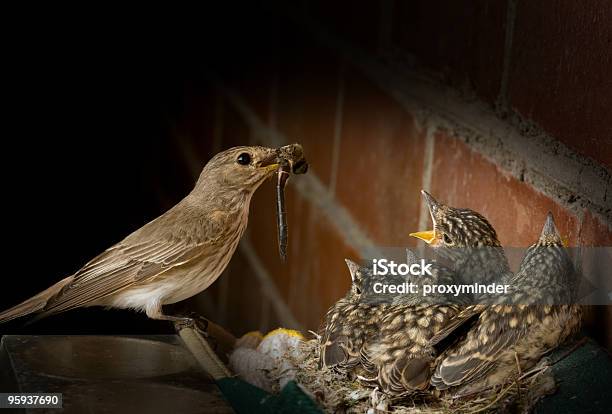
left=443, top=233, right=453, bottom=244
left=236, top=153, right=251, bottom=165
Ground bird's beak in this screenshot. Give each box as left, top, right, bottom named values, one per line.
left=344, top=259, right=360, bottom=282
left=257, top=151, right=280, bottom=173
left=410, top=190, right=440, bottom=244
left=541, top=212, right=558, bottom=237
left=541, top=211, right=566, bottom=245
left=421, top=190, right=440, bottom=219
left=410, top=230, right=436, bottom=244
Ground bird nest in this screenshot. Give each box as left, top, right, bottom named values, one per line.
left=287, top=337, right=557, bottom=414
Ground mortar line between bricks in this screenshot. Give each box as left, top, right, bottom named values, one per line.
left=282, top=6, right=612, bottom=226
left=206, top=70, right=385, bottom=259
left=417, top=125, right=436, bottom=251
left=240, top=237, right=303, bottom=331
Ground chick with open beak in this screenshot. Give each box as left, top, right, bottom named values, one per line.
left=410, top=190, right=510, bottom=287
left=410, top=190, right=501, bottom=249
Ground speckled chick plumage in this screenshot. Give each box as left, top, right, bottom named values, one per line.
left=358, top=192, right=509, bottom=395
left=418, top=190, right=512, bottom=288
left=431, top=212, right=582, bottom=397
left=360, top=274, right=460, bottom=395
left=319, top=259, right=389, bottom=375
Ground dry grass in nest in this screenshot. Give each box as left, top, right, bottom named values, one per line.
left=287, top=335, right=557, bottom=413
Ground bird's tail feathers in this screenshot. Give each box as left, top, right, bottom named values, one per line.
left=0, top=276, right=73, bottom=324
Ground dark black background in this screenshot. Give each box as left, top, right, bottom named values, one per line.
left=0, top=4, right=273, bottom=335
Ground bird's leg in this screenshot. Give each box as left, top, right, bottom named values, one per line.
left=145, top=304, right=209, bottom=337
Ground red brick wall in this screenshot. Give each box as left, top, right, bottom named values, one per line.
left=175, top=1, right=612, bottom=349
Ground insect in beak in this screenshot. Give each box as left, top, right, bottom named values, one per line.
left=276, top=160, right=291, bottom=261
left=275, top=144, right=308, bottom=262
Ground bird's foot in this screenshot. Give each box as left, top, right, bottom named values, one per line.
left=173, top=316, right=196, bottom=331
left=173, top=314, right=209, bottom=336
left=172, top=312, right=221, bottom=352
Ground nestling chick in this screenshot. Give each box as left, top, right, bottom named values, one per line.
left=319, top=259, right=389, bottom=374
left=358, top=191, right=507, bottom=395
left=358, top=263, right=465, bottom=395
left=411, top=190, right=512, bottom=288
left=430, top=212, right=581, bottom=397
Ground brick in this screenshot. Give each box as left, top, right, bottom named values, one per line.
left=335, top=69, right=426, bottom=247
left=287, top=199, right=359, bottom=330
left=429, top=131, right=580, bottom=249
left=429, top=132, right=610, bottom=350
left=580, top=210, right=612, bottom=247
left=247, top=176, right=317, bottom=305
left=392, top=0, right=507, bottom=104
left=247, top=178, right=291, bottom=300
left=508, top=0, right=612, bottom=168
left=276, top=38, right=342, bottom=186
left=247, top=180, right=358, bottom=331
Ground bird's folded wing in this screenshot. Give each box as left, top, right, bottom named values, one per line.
left=432, top=308, right=524, bottom=388
left=321, top=333, right=351, bottom=369
left=429, top=305, right=484, bottom=347
left=321, top=322, right=362, bottom=370
left=38, top=238, right=206, bottom=316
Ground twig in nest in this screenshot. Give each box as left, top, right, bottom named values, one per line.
left=514, top=351, right=522, bottom=399
left=466, top=382, right=518, bottom=414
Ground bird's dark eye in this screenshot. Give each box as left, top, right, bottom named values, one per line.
left=443, top=233, right=453, bottom=244
left=355, top=287, right=362, bottom=295
left=236, top=153, right=251, bottom=165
